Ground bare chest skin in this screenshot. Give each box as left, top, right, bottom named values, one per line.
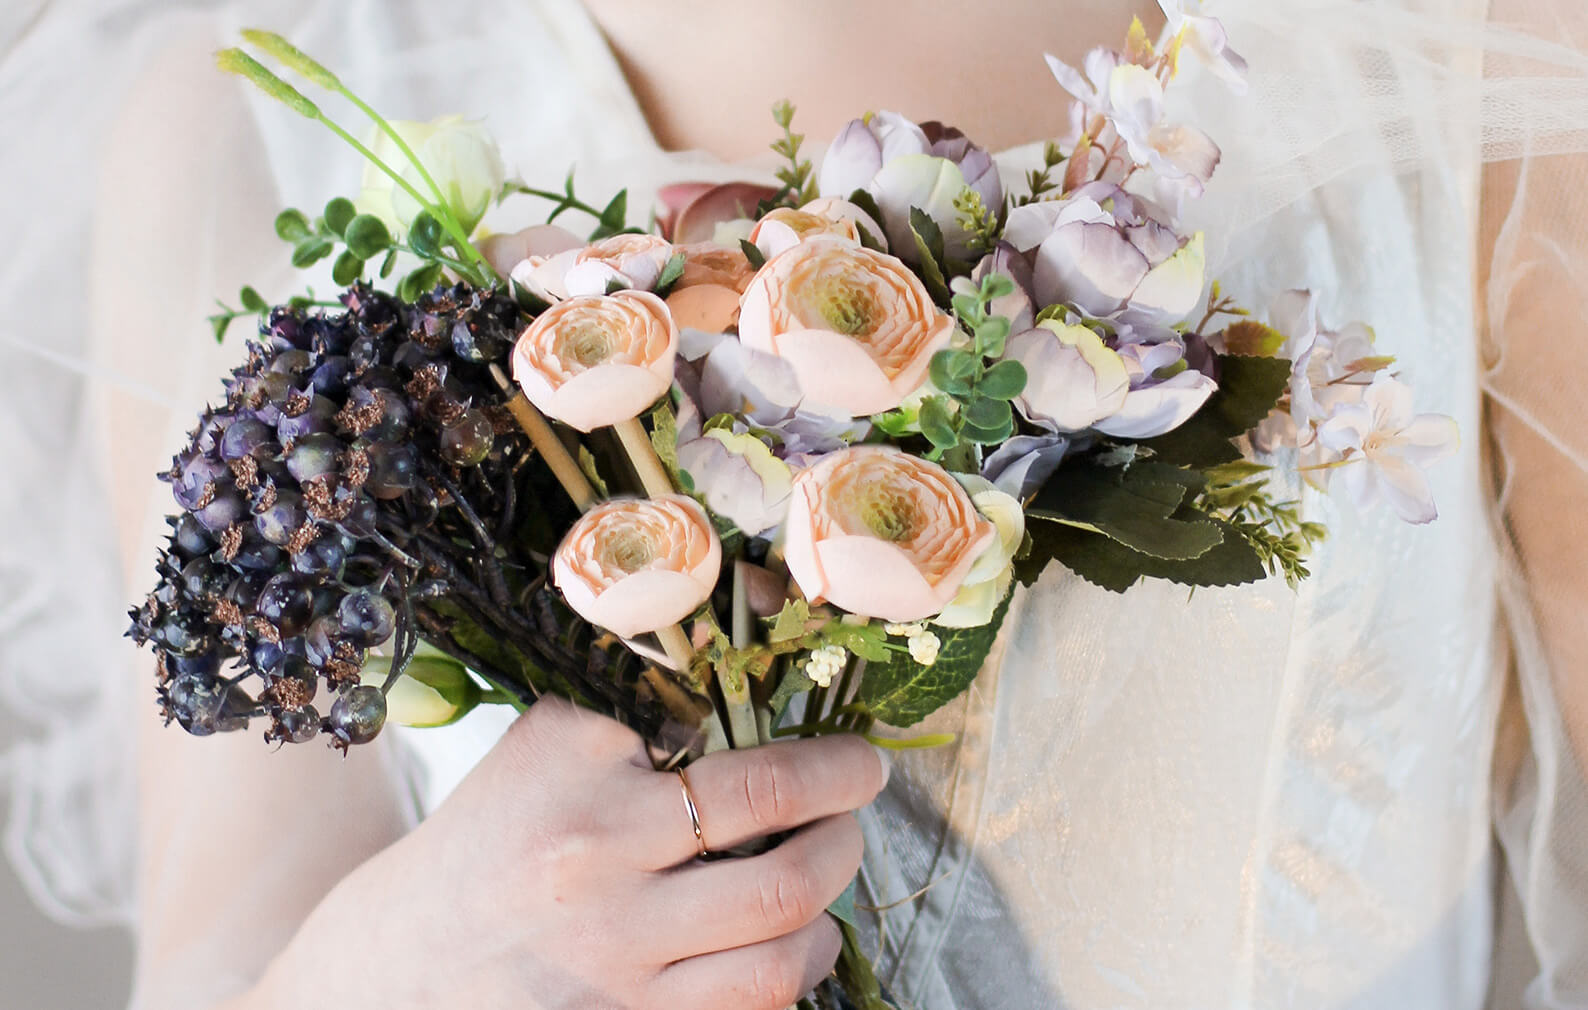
left=580, top=0, right=1163, bottom=159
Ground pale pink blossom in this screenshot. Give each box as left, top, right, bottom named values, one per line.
left=511, top=290, right=678, bottom=432
left=783, top=446, right=997, bottom=623
left=511, top=233, right=675, bottom=301
left=1312, top=375, right=1458, bottom=524
left=553, top=495, right=722, bottom=637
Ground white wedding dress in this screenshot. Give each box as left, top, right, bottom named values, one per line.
left=3, top=1, right=1587, bottom=1008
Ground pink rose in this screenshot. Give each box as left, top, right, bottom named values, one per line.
left=511, top=290, right=678, bottom=432
left=738, top=237, right=955, bottom=417
left=553, top=495, right=723, bottom=637
left=783, top=446, right=997, bottom=622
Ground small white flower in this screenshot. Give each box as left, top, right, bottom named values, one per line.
left=884, top=621, right=927, bottom=638
left=803, top=645, right=848, bottom=688
left=1312, top=375, right=1458, bottom=524
left=908, top=632, right=942, bottom=667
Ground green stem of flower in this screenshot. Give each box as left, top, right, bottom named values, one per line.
left=478, top=688, right=519, bottom=706
left=507, top=183, right=609, bottom=222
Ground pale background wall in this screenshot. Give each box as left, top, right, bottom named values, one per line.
left=0, top=709, right=132, bottom=1010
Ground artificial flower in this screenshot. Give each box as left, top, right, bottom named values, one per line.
left=1093, top=338, right=1218, bottom=438
left=1003, top=182, right=1206, bottom=323
left=748, top=198, right=883, bottom=259
left=674, top=402, right=794, bottom=537
left=553, top=495, right=723, bottom=637
left=511, top=290, right=677, bottom=431
left=783, top=446, right=997, bottom=623
left=934, top=475, right=1025, bottom=628
left=656, top=181, right=783, bottom=243
left=360, top=650, right=480, bottom=728
left=1311, top=375, right=1458, bottom=524
left=981, top=432, right=1072, bottom=499
left=356, top=116, right=506, bottom=237
left=818, top=111, right=1002, bottom=262
left=738, top=236, right=955, bottom=417
left=1157, top=0, right=1249, bottom=93
left=511, top=233, right=675, bottom=301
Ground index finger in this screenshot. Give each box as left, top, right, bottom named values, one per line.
left=632, top=733, right=888, bottom=870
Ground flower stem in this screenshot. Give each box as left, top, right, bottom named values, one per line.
left=654, top=623, right=696, bottom=672
left=487, top=364, right=600, bottom=511
left=716, top=565, right=763, bottom=748
left=612, top=416, right=675, bottom=497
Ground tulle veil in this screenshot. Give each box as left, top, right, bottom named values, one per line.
left=3, top=0, right=1588, bottom=1003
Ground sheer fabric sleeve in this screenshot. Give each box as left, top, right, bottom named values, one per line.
left=1478, top=6, right=1588, bottom=1001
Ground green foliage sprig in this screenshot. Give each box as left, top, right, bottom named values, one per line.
left=1198, top=462, right=1327, bottom=586
left=1017, top=141, right=1067, bottom=205
left=502, top=171, right=642, bottom=241
left=770, top=101, right=817, bottom=208
left=954, top=187, right=1001, bottom=257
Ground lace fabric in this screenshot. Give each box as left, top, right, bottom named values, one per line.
left=1, top=0, right=1586, bottom=1007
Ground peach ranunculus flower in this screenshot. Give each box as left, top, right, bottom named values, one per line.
left=666, top=242, right=759, bottom=335
left=737, top=236, right=955, bottom=418
left=748, top=198, right=883, bottom=260
left=783, top=446, right=997, bottom=623
left=511, top=232, right=675, bottom=301
left=553, top=495, right=723, bottom=638
left=511, top=290, right=678, bottom=432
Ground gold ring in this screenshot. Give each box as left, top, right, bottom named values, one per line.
left=676, top=767, right=708, bottom=858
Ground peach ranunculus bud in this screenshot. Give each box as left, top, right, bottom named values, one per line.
left=783, top=446, right=997, bottom=623
left=749, top=197, right=882, bottom=260
left=738, top=236, right=955, bottom=418
left=511, top=233, right=675, bottom=301
left=511, top=290, right=678, bottom=432
left=666, top=242, right=760, bottom=335
left=553, top=495, right=723, bottom=638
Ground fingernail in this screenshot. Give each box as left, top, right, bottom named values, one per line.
left=874, top=748, right=893, bottom=790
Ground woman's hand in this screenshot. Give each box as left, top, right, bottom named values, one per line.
left=236, top=697, right=889, bottom=1010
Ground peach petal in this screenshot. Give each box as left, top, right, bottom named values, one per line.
left=812, top=538, right=952, bottom=622
left=768, top=328, right=900, bottom=416
left=583, top=569, right=716, bottom=638
left=545, top=364, right=672, bottom=432
left=667, top=284, right=742, bottom=334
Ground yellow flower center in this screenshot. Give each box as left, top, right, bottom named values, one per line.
left=840, top=481, right=919, bottom=542
left=599, top=528, right=656, bottom=573
left=804, top=272, right=881, bottom=338
left=559, top=322, right=615, bottom=368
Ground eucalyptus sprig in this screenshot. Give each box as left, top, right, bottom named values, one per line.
left=769, top=101, right=818, bottom=208
left=216, top=33, right=497, bottom=288
left=909, top=272, right=1029, bottom=467
left=270, top=198, right=457, bottom=301
left=206, top=284, right=341, bottom=342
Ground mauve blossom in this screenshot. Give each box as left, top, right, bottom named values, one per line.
left=673, top=397, right=793, bottom=538
left=1003, top=182, right=1206, bottom=325
left=818, top=111, right=1003, bottom=262
left=981, top=433, right=1071, bottom=499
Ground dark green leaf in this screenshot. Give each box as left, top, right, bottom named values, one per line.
left=928, top=351, right=974, bottom=397
left=408, top=211, right=444, bottom=258
left=1138, top=354, right=1291, bottom=465
left=207, top=314, right=233, bottom=343
left=1027, top=461, right=1219, bottom=560
left=740, top=239, right=767, bottom=271
left=909, top=208, right=951, bottom=306
left=977, top=359, right=1027, bottom=400
left=834, top=922, right=897, bottom=1010
left=379, top=248, right=399, bottom=279
left=1020, top=516, right=1266, bottom=592
left=274, top=208, right=311, bottom=242
left=332, top=250, right=363, bottom=286
left=919, top=396, right=959, bottom=449
left=828, top=879, right=858, bottom=927
left=398, top=262, right=444, bottom=302
left=323, top=197, right=356, bottom=237
left=591, top=189, right=629, bottom=240
left=858, top=593, right=1012, bottom=727
left=291, top=236, right=334, bottom=268
left=964, top=397, right=1012, bottom=430
left=654, top=252, right=687, bottom=295
left=846, top=189, right=886, bottom=234
left=344, top=214, right=393, bottom=260
left=961, top=416, right=1015, bottom=444
left=238, top=286, right=267, bottom=313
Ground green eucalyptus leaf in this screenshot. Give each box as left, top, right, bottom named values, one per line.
left=291, top=236, right=335, bottom=268
left=928, top=351, right=974, bottom=397
left=323, top=197, right=356, bottom=237
left=858, top=593, right=1012, bottom=727
left=238, top=286, right=267, bottom=313
left=208, top=314, right=233, bottom=343
left=974, top=316, right=1012, bottom=357
left=964, top=397, right=1012, bottom=430
left=960, top=415, right=1015, bottom=445
left=274, top=208, right=311, bottom=242
left=344, top=214, right=393, bottom=260
left=379, top=248, right=399, bottom=279
left=977, top=359, right=1027, bottom=400
left=408, top=211, right=444, bottom=258
left=919, top=396, right=959, bottom=449
left=332, top=250, right=363, bottom=286
left=398, top=262, right=444, bottom=302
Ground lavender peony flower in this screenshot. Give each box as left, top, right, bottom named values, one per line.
left=674, top=398, right=794, bottom=538
left=1002, top=183, right=1206, bottom=325
left=818, top=111, right=1003, bottom=263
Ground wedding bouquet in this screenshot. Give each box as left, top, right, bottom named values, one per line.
left=128, top=13, right=1455, bottom=1007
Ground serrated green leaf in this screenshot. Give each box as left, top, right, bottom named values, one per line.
left=846, top=189, right=886, bottom=234
left=323, top=197, right=356, bottom=237
left=238, top=286, right=267, bottom=313
left=291, top=236, right=334, bottom=268
left=978, top=359, right=1027, bottom=400
left=344, top=214, right=393, bottom=259
left=858, top=593, right=1012, bottom=727
left=275, top=208, right=311, bottom=242
left=331, top=250, right=363, bottom=286
left=909, top=208, right=951, bottom=306
left=1027, top=461, right=1218, bottom=560
left=1022, top=515, right=1266, bottom=592
left=1139, top=354, right=1292, bottom=465
left=1221, top=319, right=1287, bottom=357
left=408, top=211, right=444, bottom=258
left=769, top=599, right=812, bottom=644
